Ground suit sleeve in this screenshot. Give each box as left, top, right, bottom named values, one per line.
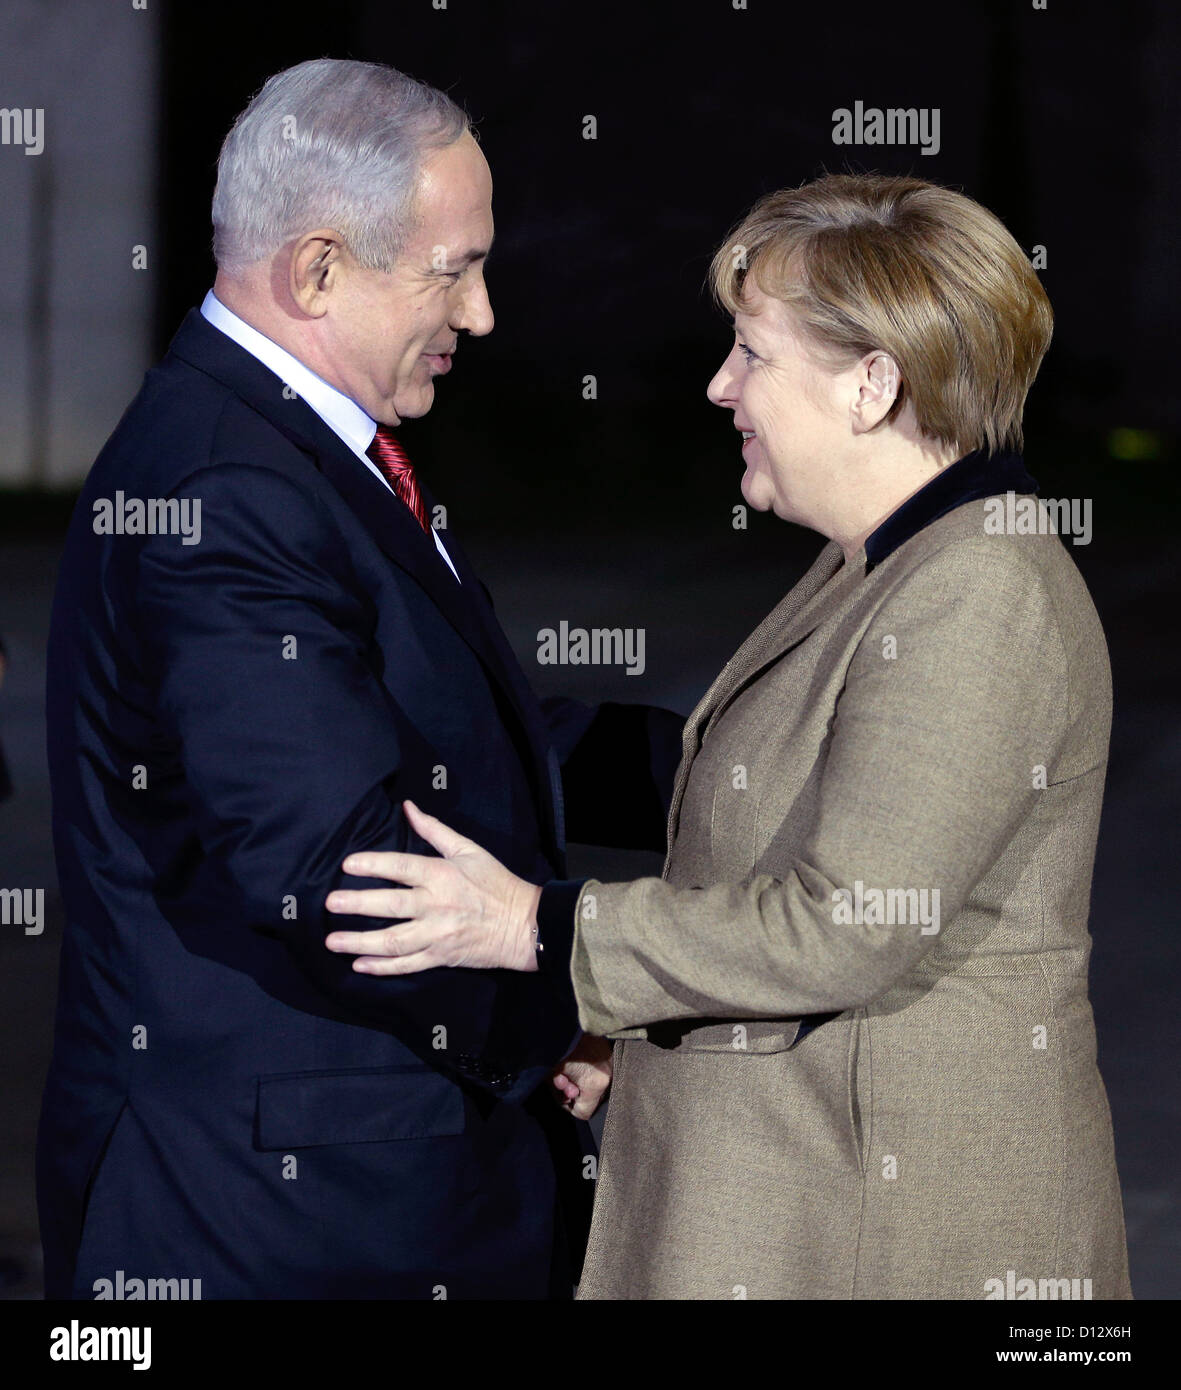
left=480, top=578, right=684, bottom=851
left=134, top=461, right=578, bottom=1100
left=556, top=540, right=1072, bottom=1036
left=541, top=696, right=685, bottom=852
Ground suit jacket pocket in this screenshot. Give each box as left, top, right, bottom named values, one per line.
left=255, top=1065, right=464, bottom=1149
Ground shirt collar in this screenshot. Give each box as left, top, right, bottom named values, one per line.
left=863, top=446, right=1039, bottom=571
left=199, top=290, right=378, bottom=458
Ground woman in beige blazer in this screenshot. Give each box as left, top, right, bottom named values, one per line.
left=325, top=174, right=1132, bottom=1300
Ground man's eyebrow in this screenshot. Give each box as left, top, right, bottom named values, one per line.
left=430, top=244, right=493, bottom=272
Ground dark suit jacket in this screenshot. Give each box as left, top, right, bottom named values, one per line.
left=37, top=309, right=677, bottom=1300
left=0, top=635, right=11, bottom=801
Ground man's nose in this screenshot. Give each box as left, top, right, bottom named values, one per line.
left=457, top=280, right=494, bottom=337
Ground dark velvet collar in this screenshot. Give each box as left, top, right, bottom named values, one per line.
left=864, top=447, right=1039, bottom=571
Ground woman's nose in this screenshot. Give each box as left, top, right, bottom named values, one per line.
left=707, top=362, right=735, bottom=407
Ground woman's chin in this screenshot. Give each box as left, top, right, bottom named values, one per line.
left=740, top=471, right=772, bottom=513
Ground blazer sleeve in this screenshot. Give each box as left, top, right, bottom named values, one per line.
left=133, top=461, right=579, bottom=1100
left=558, top=539, right=1073, bottom=1036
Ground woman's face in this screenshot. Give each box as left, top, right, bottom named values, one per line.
left=707, top=284, right=849, bottom=530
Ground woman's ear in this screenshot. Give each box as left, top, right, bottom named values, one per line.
left=850, top=350, right=900, bottom=434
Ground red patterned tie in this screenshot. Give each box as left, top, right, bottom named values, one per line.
left=366, top=425, right=431, bottom=535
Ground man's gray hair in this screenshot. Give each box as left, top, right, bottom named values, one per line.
left=212, top=58, right=470, bottom=274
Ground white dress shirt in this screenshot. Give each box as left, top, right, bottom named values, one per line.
left=200, top=290, right=460, bottom=582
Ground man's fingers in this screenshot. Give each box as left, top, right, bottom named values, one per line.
left=562, top=1060, right=612, bottom=1090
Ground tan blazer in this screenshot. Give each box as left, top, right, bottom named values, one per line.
left=569, top=496, right=1131, bottom=1299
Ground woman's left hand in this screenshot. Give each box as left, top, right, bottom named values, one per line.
left=324, top=800, right=542, bottom=974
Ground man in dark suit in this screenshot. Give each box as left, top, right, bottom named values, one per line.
left=37, top=57, right=677, bottom=1300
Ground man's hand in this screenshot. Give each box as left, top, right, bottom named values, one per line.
left=325, top=800, right=542, bottom=974
left=551, top=1033, right=613, bottom=1120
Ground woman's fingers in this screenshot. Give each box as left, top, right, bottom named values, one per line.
left=325, top=886, right=421, bottom=919
left=325, top=918, right=440, bottom=959
left=326, top=812, right=540, bottom=973
left=340, top=850, right=429, bottom=886
left=402, top=799, right=473, bottom=859
left=348, top=950, right=438, bottom=976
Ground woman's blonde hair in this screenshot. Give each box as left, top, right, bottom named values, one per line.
left=709, top=174, right=1053, bottom=455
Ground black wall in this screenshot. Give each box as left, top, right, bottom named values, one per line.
left=156, top=0, right=1178, bottom=535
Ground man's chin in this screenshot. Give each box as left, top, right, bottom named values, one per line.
left=387, top=385, right=435, bottom=424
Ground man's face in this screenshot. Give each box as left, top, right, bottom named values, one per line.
left=319, top=131, right=495, bottom=424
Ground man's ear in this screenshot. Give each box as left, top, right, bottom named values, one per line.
left=289, top=229, right=348, bottom=316
left=850, top=349, right=901, bottom=434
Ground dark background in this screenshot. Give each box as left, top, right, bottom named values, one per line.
left=0, top=0, right=1177, bottom=1299
left=157, top=0, right=1180, bottom=531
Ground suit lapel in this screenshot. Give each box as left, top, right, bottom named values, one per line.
left=167, top=310, right=562, bottom=855
left=312, top=446, right=530, bottom=713
left=417, top=477, right=566, bottom=851
left=417, top=483, right=550, bottom=748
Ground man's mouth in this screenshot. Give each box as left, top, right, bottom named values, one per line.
left=425, top=350, right=453, bottom=375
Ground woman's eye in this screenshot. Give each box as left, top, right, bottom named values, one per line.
left=738, top=343, right=758, bottom=364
